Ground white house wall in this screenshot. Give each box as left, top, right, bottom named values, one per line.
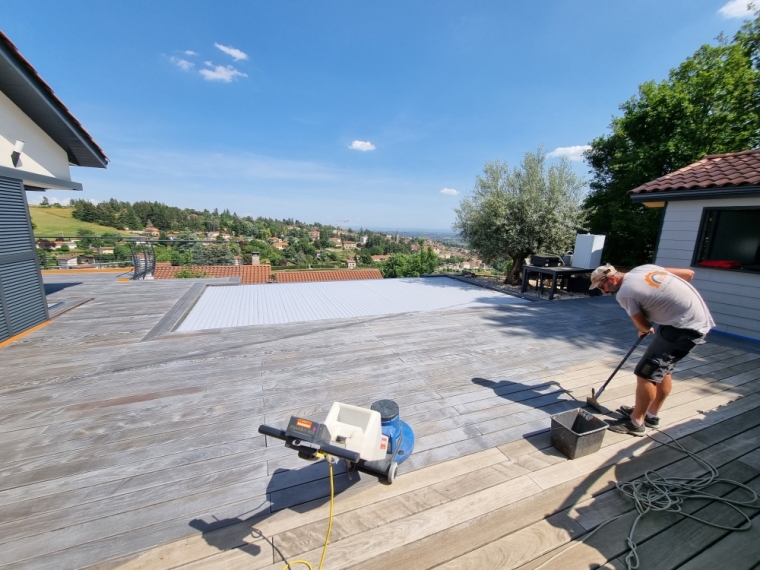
left=0, top=90, right=71, bottom=180
left=655, top=197, right=760, bottom=340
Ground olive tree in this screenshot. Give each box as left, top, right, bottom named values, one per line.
left=454, top=147, right=587, bottom=285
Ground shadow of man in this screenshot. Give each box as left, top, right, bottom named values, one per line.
left=472, top=376, right=580, bottom=418
left=188, top=458, right=363, bottom=563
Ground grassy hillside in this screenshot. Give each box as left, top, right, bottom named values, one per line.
left=29, top=206, right=128, bottom=237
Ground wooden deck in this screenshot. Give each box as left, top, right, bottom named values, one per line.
left=1, top=274, right=759, bottom=569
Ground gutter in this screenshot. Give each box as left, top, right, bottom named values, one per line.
left=630, top=185, right=760, bottom=202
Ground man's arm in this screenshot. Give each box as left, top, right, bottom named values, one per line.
left=665, top=267, right=695, bottom=282
left=631, top=312, right=654, bottom=337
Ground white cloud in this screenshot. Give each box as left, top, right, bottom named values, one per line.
left=718, top=0, right=756, bottom=18
left=349, top=140, right=376, bottom=151
left=548, top=145, right=591, bottom=161
left=170, top=56, right=195, bottom=71
left=204, top=61, right=213, bottom=67
left=214, top=43, right=248, bottom=61
left=184, top=50, right=198, bottom=56
left=440, top=188, right=458, bottom=195
left=199, top=65, right=248, bottom=82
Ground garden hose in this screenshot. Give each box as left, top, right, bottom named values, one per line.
left=534, top=429, right=760, bottom=570
left=281, top=453, right=335, bottom=570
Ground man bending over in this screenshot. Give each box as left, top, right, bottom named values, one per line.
left=589, top=264, right=714, bottom=436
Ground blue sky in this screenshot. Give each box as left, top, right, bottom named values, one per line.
left=8, top=1, right=755, bottom=230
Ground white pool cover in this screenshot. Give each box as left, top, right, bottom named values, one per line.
left=176, top=277, right=529, bottom=331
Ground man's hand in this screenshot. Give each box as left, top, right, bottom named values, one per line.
left=631, top=312, right=653, bottom=338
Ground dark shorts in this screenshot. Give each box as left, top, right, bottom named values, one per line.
left=634, top=325, right=705, bottom=383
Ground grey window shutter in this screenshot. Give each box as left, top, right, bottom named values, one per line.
left=0, top=176, right=48, bottom=342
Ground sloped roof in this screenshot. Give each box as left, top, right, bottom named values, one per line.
left=241, top=265, right=273, bottom=284
left=151, top=265, right=383, bottom=284
left=0, top=30, right=108, bottom=168
left=153, top=265, right=243, bottom=280
left=275, top=269, right=383, bottom=283
left=630, top=149, right=760, bottom=195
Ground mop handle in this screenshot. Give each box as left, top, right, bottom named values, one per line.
left=594, top=333, right=648, bottom=399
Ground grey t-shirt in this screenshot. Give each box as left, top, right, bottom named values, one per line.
left=616, top=265, right=715, bottom=335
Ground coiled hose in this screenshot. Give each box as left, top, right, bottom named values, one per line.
left=535, top=429, right=760, bottom=570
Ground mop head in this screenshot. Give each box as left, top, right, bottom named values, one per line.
left=586, top=389, right=611, bottom=415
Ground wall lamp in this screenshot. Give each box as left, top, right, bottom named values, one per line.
left=11, top=140, right=24, bottom=167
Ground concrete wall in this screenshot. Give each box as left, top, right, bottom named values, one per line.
left=655, top=196, right=760, bottom=340
left=0, top=90, right=71, bottom=180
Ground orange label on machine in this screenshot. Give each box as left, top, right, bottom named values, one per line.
left=380, top=435, right=389, bottom=450
left=296, top=419, right=313, bottom=430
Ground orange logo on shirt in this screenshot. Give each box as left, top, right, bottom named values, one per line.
left=645, top=271, right=668, bottom=288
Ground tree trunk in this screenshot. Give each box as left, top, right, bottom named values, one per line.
left=504, top=254, right=528, bottom=285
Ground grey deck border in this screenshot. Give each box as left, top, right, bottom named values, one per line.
left=140, top=278, right=239, bottom=342
left=48, top=298, right=92, bottom=319
left=446, top=274, right=538, bottom=302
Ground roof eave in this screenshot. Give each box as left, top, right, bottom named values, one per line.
left=630, top=185, right=760, bottom=202
left=0, top=33, right=108, bottom=169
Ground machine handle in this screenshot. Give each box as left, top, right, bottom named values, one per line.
left=319, top=443, right=361, bottom=463
left=258, top=424, right=361, bottom=463
left=258, top=424, right=288, bottom=440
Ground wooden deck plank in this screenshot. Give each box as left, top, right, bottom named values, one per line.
left=513, top=463, right=760, bottom=570
left=352, top=408, right=760, bottom=570
left=620, top=471, right=760, bottom=570
left=3, top=275, right=760, bottom=569
left=675, top=512, right=760, bottom=570
left=76, top=448, right=509, bottom=570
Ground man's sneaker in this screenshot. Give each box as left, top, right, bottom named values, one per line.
left=607, top=418, right=646, bottom=437
left=618, top=405, right=660, bottom=428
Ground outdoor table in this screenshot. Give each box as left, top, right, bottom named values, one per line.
left=520, top=265, right=592, bottom=300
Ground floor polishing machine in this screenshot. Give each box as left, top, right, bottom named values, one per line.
left=259, top=399, right=415, bottom=482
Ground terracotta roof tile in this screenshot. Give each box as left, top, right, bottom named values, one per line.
left=630, top=149, right=760, bottom=194
left=153, top=265, right=242, bottom=279
left=241, top=265, right=273, bottom=284
left=275, top=269, right=383, bottom=283
left=151, top=265, right=382, bottom=284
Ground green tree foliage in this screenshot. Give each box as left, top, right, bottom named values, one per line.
left=454, top=148, right=587, bottom=284
left=584, top=14, right=760, bottom=266
left=71, top=199, right=98, bottom=223
left=76, top=228, right=98, bottom=249
left=113, top=244, right=131, bottom=261
left=380, top=248, right=440, bottom=278
left=189, top=242, right=235, bottom=266
left=68, top=198, right=339, bottom=246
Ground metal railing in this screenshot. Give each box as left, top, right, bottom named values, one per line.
left=34, top=236, right=384, bottom=278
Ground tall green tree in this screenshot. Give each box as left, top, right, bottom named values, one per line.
left=454, top=148, right=587, bottom=284
left=190, top=242, right=235, bottom=265
left=584, top=13, right=760, bottom=266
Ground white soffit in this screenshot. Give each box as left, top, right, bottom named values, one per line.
left=177, top=277, right=528, bottom=331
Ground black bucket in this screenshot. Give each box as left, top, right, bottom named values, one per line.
left=550, top=408, right=608, bottom=460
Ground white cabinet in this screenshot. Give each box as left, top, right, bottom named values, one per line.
left=573, top=234, right=606, bottom=269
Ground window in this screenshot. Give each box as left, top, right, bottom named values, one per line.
left=693, top=207, right=760, bottom=272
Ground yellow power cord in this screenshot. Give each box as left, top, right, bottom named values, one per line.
left=282, top=453, right=335, bottom=570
